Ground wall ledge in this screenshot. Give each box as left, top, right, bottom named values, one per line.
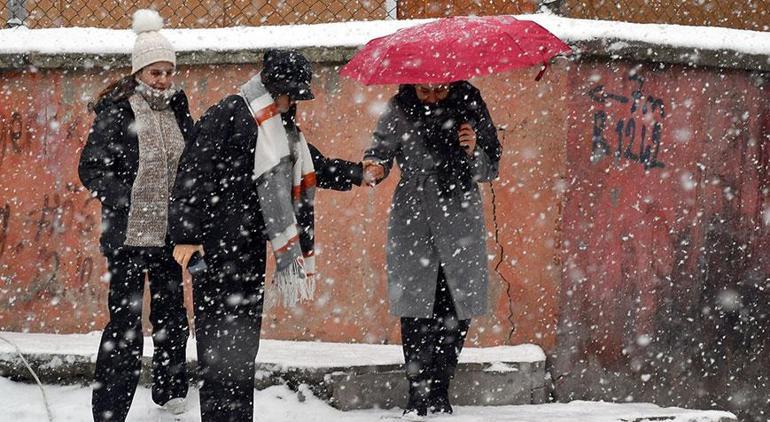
left=1, top=15, right=768, bottom=73
left=575, top=38, right=770, bottom=73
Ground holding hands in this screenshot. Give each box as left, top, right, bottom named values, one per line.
left=362, top=159, right=385, bottom=187
left=362, top=122, right=477, bottom=188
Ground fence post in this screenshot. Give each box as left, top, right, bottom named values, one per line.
left=385, top=0, right=397, bottom=20
left=6, top=0, right=27, bottom=27
left=538, top=0, right=565, bottom=15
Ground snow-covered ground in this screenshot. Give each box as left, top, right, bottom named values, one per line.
left=0, top=332, right=735, bottom=420
left=0, top=377, right=735, bottom=422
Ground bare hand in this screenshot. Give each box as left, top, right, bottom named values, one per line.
left=363, top=160, right=385, bottom=187
left=173, top=244, right=204, bottom=269
left=458, top=123, right=477, bottom=157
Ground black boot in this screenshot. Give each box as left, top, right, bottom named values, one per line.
left=428, top=380, right=453, bottom=415
left=403, top=383, right=428, bottom=419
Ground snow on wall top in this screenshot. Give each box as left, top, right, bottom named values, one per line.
left=0, top=14, right=769, bottom=58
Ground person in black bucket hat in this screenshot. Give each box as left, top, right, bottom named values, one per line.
left=168, top=49, right=369, bottom=422
left=261, top=49, right=315, bottom=101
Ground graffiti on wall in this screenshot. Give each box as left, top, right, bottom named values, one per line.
left=0, top=106, right=85, bottom=170
left=588, top=72, right=666, bottom=170
left=0, top=204, right=8, bottom=261
left=0, top=100, right=101, bottom=318
left=558, top=64, right=770, bottom=421
left=0, top=111, right=35, bottom=167
left=0, top=187, right=99, bottom=311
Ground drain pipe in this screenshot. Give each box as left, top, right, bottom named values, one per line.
left=384, top=0, right=397, bottom=20
left=538, top=0, right=565, bottom=15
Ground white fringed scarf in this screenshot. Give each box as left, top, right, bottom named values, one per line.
left=240, top=74, right=317, bottom=308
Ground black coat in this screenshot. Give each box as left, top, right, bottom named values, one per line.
left=169, top=95, right=362, bottom=257
left=78, top=90, right=196, bottom=253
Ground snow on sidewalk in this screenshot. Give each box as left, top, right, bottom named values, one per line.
left=0, top=377, right=736, bottom=422
left=0, top=331, right=736, bottom=421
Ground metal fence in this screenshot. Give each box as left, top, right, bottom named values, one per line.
left=4, top=0, right=399, bottom=28
left=4, top=0, right=769, bottom=31
left=549, top=0, right=770, bottom=32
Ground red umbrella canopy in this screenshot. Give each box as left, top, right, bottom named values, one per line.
left=340, top=15, right=572, bottom=85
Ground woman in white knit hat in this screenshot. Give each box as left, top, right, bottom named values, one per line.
left=78, top=9, right=195, bottom=421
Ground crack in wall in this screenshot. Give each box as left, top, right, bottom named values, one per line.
left=490, top=182, right=516, bottom=344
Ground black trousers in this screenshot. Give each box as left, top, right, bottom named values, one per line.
left=400, top=267, right=471, bottom=401
left=192, top=244, right=266, bottom=422
left=92, top=247, right=189, bottom=422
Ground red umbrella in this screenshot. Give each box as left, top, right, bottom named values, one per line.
left=339, top=15, right=571, bottom=85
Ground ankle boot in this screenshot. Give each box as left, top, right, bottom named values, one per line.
left=403, top=383, right=428, bottom=417
left=428, top=381, right=453, bottom=414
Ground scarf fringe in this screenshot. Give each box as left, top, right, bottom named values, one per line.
left=266, top=257, right=316, bottom=309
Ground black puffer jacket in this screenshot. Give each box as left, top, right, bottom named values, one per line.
left=78, top=90, right=196, bottom=253
left=169, top=95, right=363, bottom=255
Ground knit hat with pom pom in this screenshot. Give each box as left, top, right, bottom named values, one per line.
left=131, top=9, right=175, bottom=74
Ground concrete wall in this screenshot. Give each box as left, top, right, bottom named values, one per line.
left=0, top=58, right=566, bottom=352
left=554, top=60, right=770, bottom=420
left=0, top=39, right=769, bottom=419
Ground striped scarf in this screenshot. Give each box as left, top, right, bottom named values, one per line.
left=241, top=74, right=317, bottom=308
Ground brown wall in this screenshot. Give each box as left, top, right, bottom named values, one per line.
left=0, top=61, right=567, bottom=351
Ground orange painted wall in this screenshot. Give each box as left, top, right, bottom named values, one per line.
left=0, top=60, right=568, bottom=350
left=2, top=53, right=769, bottom=418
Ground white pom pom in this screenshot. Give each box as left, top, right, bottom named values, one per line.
left=132, top=9, right=163, bottom=34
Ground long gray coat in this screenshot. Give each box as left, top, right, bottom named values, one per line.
left=365, top=85, right=500, bottom=320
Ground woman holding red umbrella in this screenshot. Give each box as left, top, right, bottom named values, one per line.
left=363, top=81, right=501, bottom=418
left=344, top=14, right=567, bottom=419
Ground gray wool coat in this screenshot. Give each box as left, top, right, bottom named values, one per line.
left=364, top=95, right=500, bottom=320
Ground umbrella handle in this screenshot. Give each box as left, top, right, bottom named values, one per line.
left=535, top=61, right=548, bottom=82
